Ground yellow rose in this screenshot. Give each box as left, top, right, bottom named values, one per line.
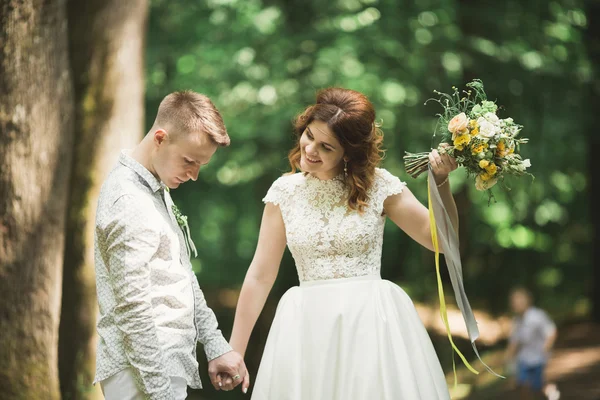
left=470, top=127, right=479, bottom=136
left=479, top=160, right=490, bottom=169
left=448, top=113, right=469, bottom=136
left=496, top=141, right=507, bottom=157
left=480, top=172, right=491, bottom=181
left=471, top=142, right=488, bottom=155
left=453, top=133, right=471, bottom=151
left=485, top=163, right=498, bottom=175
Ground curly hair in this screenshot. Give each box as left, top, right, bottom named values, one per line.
left=288, top=88, right=385, bottom=212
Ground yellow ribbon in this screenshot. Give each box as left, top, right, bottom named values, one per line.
left=427, top=175, right=479, bottom=387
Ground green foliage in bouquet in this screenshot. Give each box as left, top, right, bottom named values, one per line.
left=404, top=79, right=532, bottom=202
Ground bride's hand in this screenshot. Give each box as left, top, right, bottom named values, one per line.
left=428, top=144, right=458, bottom=185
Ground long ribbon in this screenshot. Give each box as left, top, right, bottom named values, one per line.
left=183, top=221, right=198, bottom=258
left=427, top=167, right=504, bottom=384
left=163, top=188, right=198, bottom=259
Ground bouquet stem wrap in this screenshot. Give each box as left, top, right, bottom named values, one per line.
left=427, top=166, right=504, bottom=383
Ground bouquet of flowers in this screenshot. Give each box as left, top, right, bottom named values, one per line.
left=404, top=79, right=532, bottom=200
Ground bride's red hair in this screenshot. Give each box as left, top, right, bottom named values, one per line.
left=288, top=88, right=385, bottom=213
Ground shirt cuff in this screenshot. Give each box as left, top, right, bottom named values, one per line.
left=203, top=335, right=233, bottom=361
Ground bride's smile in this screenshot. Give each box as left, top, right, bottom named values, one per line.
left=299, top=120, right=345, bottom=180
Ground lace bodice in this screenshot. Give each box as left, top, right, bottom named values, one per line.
left=263, top=168, right=406, bottom=282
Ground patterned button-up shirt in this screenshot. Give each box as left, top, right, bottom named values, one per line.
left=94, top=151, right=232, bottom=399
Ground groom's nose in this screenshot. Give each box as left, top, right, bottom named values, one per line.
left=187, top=165, right=200, bottom=181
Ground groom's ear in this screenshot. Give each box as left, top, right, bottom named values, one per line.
left=154, top=129, right=168, bottom=145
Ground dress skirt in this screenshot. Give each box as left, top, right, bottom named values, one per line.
left=251, top=274, right=451, bottom=400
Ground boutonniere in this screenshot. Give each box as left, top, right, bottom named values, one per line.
left=165, top=188, right=198, bottom=258
left=171, top=204, right=198, bottom=258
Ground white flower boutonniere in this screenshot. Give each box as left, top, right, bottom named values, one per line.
left=170, top=201, right=198, bottom=258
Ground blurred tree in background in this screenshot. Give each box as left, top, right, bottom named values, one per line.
left=583, top=0, right=600, bottom=324
left=1, top=0, right=597, bottom=398
left=1, top=0, right=147, bottom=399
left=1, top=1, right=73, bottom=398
left=143, top=0, right=594, bottom=397
left=58, top=2, right=148, bottom=399
left=146, top=0, right=592, bottom=317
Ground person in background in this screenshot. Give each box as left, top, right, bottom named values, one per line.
left=506, top=287, right=557, bottom=400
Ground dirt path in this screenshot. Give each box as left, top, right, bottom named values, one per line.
left=450, top=322, right=600, bottom=400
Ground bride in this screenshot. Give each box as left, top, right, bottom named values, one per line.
left=230, top=87, right=458, bottom=399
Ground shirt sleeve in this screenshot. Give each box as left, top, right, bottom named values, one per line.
left=101, top=194, right=174, bottom=399
left=189, top=271, right=233, bottom=360
left=536, top=310, right=557, bottom=338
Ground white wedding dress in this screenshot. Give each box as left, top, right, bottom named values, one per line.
left=251, top=168, right=450, bottom=400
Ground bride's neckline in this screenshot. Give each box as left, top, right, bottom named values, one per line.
left=304, top=171, right=345, bottom=183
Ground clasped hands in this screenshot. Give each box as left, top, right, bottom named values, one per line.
left=208, top=350, right=250, bottom=393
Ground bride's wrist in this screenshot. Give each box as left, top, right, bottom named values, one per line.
left=434, top=174, right=449, bottom=187
left=229, top=339, right=246, bottom=357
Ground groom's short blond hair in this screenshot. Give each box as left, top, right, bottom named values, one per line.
left=152, top=90, right=230, bottom=147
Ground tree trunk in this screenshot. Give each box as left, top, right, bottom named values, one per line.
left=58, top=1, right=148, bottom=398
left=583, top=0, right=600, bottom=323
left=0, top=1, right=74, bottom=399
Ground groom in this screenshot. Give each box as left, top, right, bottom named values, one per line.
left=93, top=91, right=249, bottom=399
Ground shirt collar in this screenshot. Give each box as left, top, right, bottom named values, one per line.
left=118, top=150, right=166, bottom=193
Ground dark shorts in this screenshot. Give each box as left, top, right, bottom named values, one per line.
left=516, top=362, right=546, bottom=391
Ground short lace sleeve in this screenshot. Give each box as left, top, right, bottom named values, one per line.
left=371, top=168, right=407, bottom=214
left=262, top=175, right=295, bottom=207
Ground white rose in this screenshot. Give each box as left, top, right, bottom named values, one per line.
left=483, top=112, right=500, bottom=125
left=476, top=117, right=499, bottom=140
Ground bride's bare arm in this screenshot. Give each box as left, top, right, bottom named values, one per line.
left=383, top=149, right=458, bottom=252
left=229, top=202, right=287, bottom=356
left=383, top=186, right=440, bottom=252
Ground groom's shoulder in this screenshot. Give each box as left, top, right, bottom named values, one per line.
left=98, top=164, right=153, bottom=206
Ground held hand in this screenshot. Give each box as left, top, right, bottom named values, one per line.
left=208, top=351, right=250, bottom=393
left=217, top=370, right=251, bottom=393
left=429, top=145, right=458, bottom=184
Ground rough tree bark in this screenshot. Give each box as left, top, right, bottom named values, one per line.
left=0, top=0, right=74, bottom=398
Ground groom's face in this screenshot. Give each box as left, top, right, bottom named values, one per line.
left=153, top=129, right=218, bottom=189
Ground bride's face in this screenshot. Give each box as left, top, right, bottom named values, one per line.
left=299, top=120, right=346, bottom=180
